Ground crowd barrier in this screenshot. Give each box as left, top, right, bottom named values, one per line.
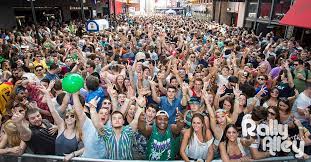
left=1, top=154, right=311, bottom=162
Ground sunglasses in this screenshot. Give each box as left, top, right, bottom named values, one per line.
left=268, top=111, right=276, bottom=116
left=65, top=114, right=75, bottom=119
left=293, top=64, right=299, bottom=66
left=103, top=102, right=111, bottom=105
left=258, top=78, right=265, bottom=81
left=36, top=68, right=43, bottom=72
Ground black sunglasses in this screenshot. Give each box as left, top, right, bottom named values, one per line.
left=65, top=114, right=75, bottom=119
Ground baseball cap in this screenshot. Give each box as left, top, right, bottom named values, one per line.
left=156, top=110, right=169, bottom=118
left=188, top=97, right=200, bottom=105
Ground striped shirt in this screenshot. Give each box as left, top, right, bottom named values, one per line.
left=99, top=125, right=134, bottom=160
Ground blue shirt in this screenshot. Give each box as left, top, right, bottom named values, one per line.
left=255, top=85, right=269, bottom=97
left=86, top=87, right=105, bottom=112
left=44, top=72, right=60, bottom=81
left=159, top=96, right=182, bottom=125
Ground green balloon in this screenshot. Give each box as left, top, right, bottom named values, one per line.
left=62, top=73, right=84, bottom=93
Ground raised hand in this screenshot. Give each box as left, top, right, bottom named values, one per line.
left=181, top=82, right=189, bottom=94
left=216, top=85, right=226, bottom=95
left=87, top=96, right=101, bottom=108
left=256, top=86, right=267, bottom=97
left=233, top=84, right=242, bottom=97
left=136, top=96, right=146, bottom=108
left=37, top=86, right=50, bottom=97
left=47, top=80, right=56, bottom=91
left=29, top=101, right=38, bottom=109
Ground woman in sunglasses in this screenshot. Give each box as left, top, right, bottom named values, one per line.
left=39, top=87, right=84, bottom=161
left=262, top=87, right=279, bottom=108
left=266, top=106, right=280, bottom=122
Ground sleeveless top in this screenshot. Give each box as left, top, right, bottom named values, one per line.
left=55, top=131, right=79, bottom=156
left=146, top=124, right=178, bottom=160
left=226, top=138, right=246, bottom=160
left=185, top=132, right=214, bottom=160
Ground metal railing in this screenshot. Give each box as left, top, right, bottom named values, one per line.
left=1, top=154, right=311, bottom=162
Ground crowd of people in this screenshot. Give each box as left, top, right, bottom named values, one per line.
left=0, top=15, right=311, bottom=162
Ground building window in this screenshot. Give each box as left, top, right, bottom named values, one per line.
left=272, top=0, right=291, bottom=21
left=246, top=0, right=258, bottom=19
left=258, top=0, right=272, bottom=20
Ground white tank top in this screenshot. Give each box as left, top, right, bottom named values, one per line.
left=185, top=132, right=214, bottom=160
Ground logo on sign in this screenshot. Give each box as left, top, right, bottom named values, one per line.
left=86, top=20, right=99, bottom=32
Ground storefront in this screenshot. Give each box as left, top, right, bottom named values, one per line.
left=244, top=0, right=311, bottom=46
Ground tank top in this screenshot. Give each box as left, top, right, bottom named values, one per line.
left=226, top=138, right=246, bottom=160
left=146, top=124, right=177, bottom=160
left=55, top=131, right=79, bottom=156
left=185, top=132, right=214, bottom=160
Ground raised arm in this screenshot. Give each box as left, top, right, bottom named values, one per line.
left=58, top=93, right=71, bottom=115
left=88, top=97, right=102, bottom=132
left=157, top=73, right=167, bottom=95
left=181, top=82, right=189, bottom=107
left=72, top=92, right=86, bottom=127
left=284, top=61, right=294, bottom=88
left=137, top=112, right=152, bottom=137
left=171, top=109, right=185, bottom=135
left=231, top=85, right=241, bottom=124
left=150, top=80, right=161, bottom=104
left=129, top=97, right=145, bottom=132
left=203, top=91, right=217, bottom=133
left=38, top=85, right=64, bottom=129
left=106, top=83, right=119, bottom=111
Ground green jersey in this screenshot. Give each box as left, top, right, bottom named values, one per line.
left=146, top=124, right=179, bottom=160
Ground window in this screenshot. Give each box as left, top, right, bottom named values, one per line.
left=258, top=0, right=272, bottom=20
left=246, top=0, right=258, bottom=19
left=272, top=0, right=291, bottom=21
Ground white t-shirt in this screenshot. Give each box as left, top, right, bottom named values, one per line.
left=217, top=74, right=229, bottom=87
left=292, top=92, right=311, bottom=123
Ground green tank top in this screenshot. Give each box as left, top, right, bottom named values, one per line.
left=146, top=124, right=178, bottom=160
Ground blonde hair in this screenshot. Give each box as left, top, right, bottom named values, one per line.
left=64, top=109, right=83, bottom=140
left=215, top=109, right=232, bottom=124
left=3, top=120, right=21, bottom=147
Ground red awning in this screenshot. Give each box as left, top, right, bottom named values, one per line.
left=279, top=0, right=311, bottom=29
